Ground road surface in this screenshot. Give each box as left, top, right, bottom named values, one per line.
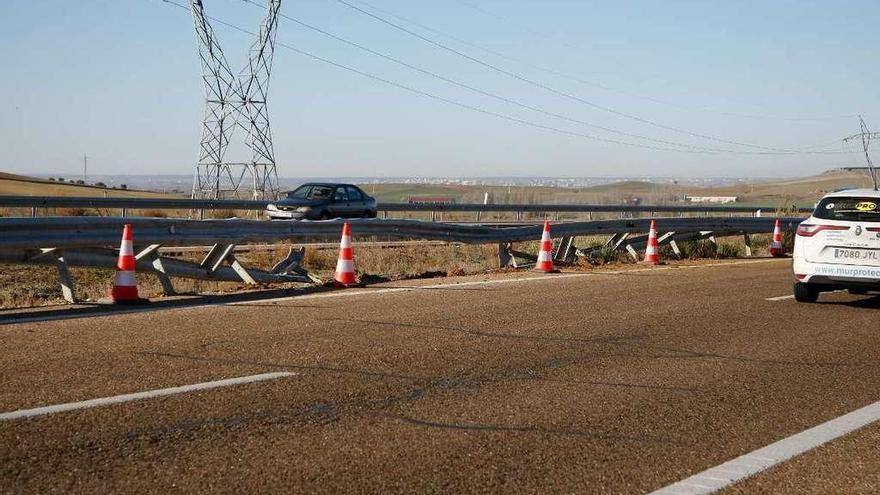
left=2, top=259, right=879, bottom=493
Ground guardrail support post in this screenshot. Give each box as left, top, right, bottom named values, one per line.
left=743, top=233, right=752, bottom=257
left=122, top=208, right=127, bottom=217
left=54, top=251, right=76, bottom=303
left=554, top=236, right=576, bottom=263
left=230, top=258, right=258, bottom=285
left=497, top=242, right=517, bottom=268
left=476, top=211, right=481, bottom=222
left=669, top=240, right=682, bottom=258
left=383, top=210, right=388, bottom=219
left=31, top=207, right=37, bottom=218
left=431, top=211, right=436, bottom=222
left=27, top=248, right=77, bottom=303
left=136, top=244, right=176, bottom=295
left=200, top=243, right=257, bottom=285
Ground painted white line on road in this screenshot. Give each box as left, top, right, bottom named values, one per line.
left=765, top=289, right=847, bottom=302
left=240, top=258, right=788, bottom=306
left=649, top=398, right=880, bottom=495
left=0, top=372, right=295, bottom=421
left=765, top=294, right=794, bottom=301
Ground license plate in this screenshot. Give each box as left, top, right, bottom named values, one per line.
left=832, top=248, right=880, bottom=262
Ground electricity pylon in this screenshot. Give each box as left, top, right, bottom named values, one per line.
left=189, top=0, right=281, bottom=200
left=842, top=116, right=880, bottom=191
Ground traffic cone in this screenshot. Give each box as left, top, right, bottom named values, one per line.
left=534, top=220, right=559, bottom=273
left=645, top=220, right=660, bottom=265
left=102, top=224, right=147, bottom=304
left=333, top=223, right=359, bottom=287
left=769, top=219, right=785, bottom=257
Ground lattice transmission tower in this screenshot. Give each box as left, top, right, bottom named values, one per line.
left=188, top=0, right=281, bottom=200
left=842, top=116, right=880, bottom=191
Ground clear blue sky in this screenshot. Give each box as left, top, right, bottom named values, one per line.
left=1, top=0, right=877, bottom=178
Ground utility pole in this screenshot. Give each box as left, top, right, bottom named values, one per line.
left=83, top=153, right=88, bottom=182
left=842, top=116, right=880, bottom=191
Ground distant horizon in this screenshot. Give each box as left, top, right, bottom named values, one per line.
left=19, top=169, right=853, bottom=181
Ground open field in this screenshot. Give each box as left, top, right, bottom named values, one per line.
left=0, top=172, right=177, bottom=198
left=365, top=170, right=875, bottom=208
left=2, top=260, right=879, bottom=493
left=4, top=169, right=874, bottom=210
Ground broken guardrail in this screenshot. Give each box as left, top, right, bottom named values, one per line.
left=0, top=216, right=804, bottom=304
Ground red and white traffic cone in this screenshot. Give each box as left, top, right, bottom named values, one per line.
left=333, top=223, right=359, bottom=287
left=102, top=224, right=147, bottom=304
left=534, top=220, right=559, bottom=273
left=769, top=219, right=785, bottom=257
left=645, top=220, right=660, bottom=265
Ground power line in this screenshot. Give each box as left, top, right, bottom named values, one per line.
left=842, top=116, right=880, bottom=190
left=238, top=0, right=760, bottom=154
left=157, top=0, right=712, bottom=154
left=159, top=0, right=852, bottom=156
left=332, top=0, right=850, bottom=152
left=446, top=0, right=856, bottom=123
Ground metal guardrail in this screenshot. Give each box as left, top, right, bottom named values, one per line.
left=0, top=215, right=803, bottom=305
left=0, top=195, right=812, bottom=215
left=0, top=216, right=804, bottom=250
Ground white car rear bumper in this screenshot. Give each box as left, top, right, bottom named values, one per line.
left=793, top=258, right=880, bottom=285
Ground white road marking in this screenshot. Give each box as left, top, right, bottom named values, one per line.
left=649, top=398, right=880, bottom=494
left=765, top=294, right=794, bottom=301
left=0, top=372, right=295, bottom=421
left=765, top=289, right=847, bottom=302
left=239, top=258, right=788, bottom=306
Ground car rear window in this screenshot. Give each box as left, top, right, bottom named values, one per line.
left=347, top=186, right=363, bottom=201
left=814, top=197, right=880, bottom=222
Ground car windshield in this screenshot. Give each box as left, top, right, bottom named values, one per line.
left=286, top=185, right=335, bottom=200
left=286, top=186, right=311, bottom=199
left=814, top=196, right=880, bottom=222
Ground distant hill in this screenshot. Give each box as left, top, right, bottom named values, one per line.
left=579, top=180, right=682, bottom=194
left=0, top=172, right=177, bottom=198
left=687, top=169, right=874, bottom=206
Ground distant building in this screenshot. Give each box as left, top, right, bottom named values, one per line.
left=685, top=195, right=738, bottom=204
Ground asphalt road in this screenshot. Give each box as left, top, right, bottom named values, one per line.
left=2, top=259, right=879, bottom=494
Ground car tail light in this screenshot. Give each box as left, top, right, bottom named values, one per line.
left=868, top=227, right=880, bottom=233
left=796, top=223, right=850, bottom=237
left=794, top=274, right=808, bottom=280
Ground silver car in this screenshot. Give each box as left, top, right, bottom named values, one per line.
left=266, top=183, right=378, bottom=220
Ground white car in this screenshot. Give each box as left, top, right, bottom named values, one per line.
left=792, top=188, right=880, bottom=302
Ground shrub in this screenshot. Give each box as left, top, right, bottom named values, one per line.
left=677, top=239, right=717, bottom=259
left=716, top=243, right=743, bottom=258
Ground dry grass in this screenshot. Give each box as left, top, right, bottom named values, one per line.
left=0, top=231, right=785, bottom=310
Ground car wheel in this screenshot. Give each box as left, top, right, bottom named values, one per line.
left=848, top=288, right=870, bottom=295
left=362, top=210, right=375, bottom=218
left=793, top=282, right=819, bottom=303
left=318, top=211, right=331, bottom=221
